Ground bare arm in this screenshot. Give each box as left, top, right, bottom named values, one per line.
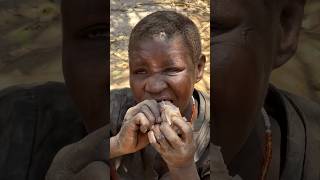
left=109, top=135, right=124, bottom=159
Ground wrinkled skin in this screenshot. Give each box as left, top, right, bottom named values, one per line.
left=115, top=99, right=160, bottom=155
left=129, top=35, right=205, bottom=118
left=148, top=102, right=196, bottom=169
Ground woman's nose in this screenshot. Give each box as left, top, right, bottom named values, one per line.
left=145, top=75, right=168, bottom=94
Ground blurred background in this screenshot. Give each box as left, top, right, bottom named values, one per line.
left=0, top=0, right=319, bottom=103
left=270, top=0, right=320, bottom=103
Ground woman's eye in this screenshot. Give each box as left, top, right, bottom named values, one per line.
left=77, top=23, right=108, bottom=40
left=164, top=67, right=182, bottom=75
left=134, top=69, right=147, bottom=75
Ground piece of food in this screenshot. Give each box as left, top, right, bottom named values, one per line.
left=159, top=101, right=182, bottom=126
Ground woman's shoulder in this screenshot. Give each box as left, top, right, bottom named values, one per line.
left=280, top=90, right=320, bottom=179
left=110, top=87, right=132, bottom=97
left=269, top=85, right=320, bottom=179
left=194, top=89, right=210, bottom=102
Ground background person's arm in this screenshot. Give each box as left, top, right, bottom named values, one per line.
left=46, top=125, right=109, bottom=180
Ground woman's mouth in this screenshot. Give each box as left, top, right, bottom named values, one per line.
left=155, top=98, right=173, bottom=103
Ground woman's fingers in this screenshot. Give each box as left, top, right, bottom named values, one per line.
left=125, top=100, right=161, bottom=132
left=133, top=112, right=151, bottom=133
left=139, top=99, right=161, bottom=124
left=152, top=125, right=171, bottom=150
left=140, top=104, right=156, bottom=125
left=124, top=106, right=140, bottom=122
left=145, top=99, right=161, bottom=121
left=171, top=117, right=193, bottom=144
left=125, top=99, right=159, bottom=122
left=159, top=122, right=182, bottom=147
left=148, top=130, right=161, bottom=152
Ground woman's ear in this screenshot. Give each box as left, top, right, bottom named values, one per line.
left=195, top=54, right=206, bottom=82
left=274, top=0, right=305, bottom=69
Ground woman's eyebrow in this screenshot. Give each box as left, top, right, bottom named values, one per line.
left=131, top=58, right=145, bottom=65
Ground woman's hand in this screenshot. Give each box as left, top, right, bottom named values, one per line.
left=148, top=101, right=200, bottom=180
left=112, top=99, right=161, bottom=157
left=148, top=117, right=196, bottom=168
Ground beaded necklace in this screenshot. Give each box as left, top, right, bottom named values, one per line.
left=189, top=95, right=196, bottom=123
left=260, top=108, right=272, bottom=180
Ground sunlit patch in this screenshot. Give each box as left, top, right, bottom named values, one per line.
left=152, top=31, right=168, bottom=42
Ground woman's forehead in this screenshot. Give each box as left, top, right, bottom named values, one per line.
left=130, top=35, right=194, bottom=65
left=132, top=35, right=191, bottom=57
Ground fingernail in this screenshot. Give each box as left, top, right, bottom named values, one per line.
left=142, top=126, right=148, bottom=133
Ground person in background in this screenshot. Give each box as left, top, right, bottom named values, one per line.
left=0, top=0, right=108, bottom=179
left=212, top=0, right=320, bottom=179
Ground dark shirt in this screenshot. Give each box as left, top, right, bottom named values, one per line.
left=0, top=82, right=319, bottom=180
left=0, top=82, right=86, bottom=180
left=266, top=86, right=320, bottom=180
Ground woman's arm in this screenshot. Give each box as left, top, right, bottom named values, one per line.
left=109, top=135, right=124, bottom=159
left=167, top=162, right=200, bottom=180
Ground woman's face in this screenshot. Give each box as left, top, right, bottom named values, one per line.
left=129, top=35, right=204, bottom=116
left=61, top=0, right=108, bottom=133
left=212, top=0, right=280, bottom=163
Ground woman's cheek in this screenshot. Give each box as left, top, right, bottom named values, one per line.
left=130, top=79, right=145, bottom=102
